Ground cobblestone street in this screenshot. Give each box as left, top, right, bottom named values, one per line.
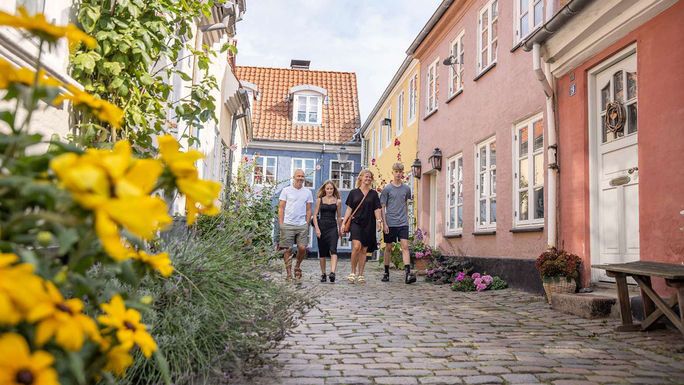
left=251, top=260, right=684, bottom=385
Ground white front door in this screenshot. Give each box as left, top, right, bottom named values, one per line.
left=592, top=51, right=640, bottom=281
left=429, top=174, right=436, bottom=248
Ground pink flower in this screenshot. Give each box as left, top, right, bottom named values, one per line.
left=474, top=277, right=483, bottom=286
left=246, top=138, right=251, bottom=143
left=483, top=275, right=494, bottom=285
left=376, top=187, right=382, bottom=193
left=428, top=269, right=435, bottom=275
left=471, top=273, right=481, bottom=279
left=230, top=144, right=238, bottom=151
left=415, top=252, right=424, bottom=258
left=244, top=156, right=249, bottom=162
left=397, top=154, right=401, bottom=160
left=425, top=250, right=431, bottom=256
left=394, top=138, right=400, bottom=146
left=316, top=165, right=321, bottom=170
left=371, top=158, right=376, bottom=165
left=456, top=272, right=465, bottom=281
left=476, top=283, right=487, bottom=292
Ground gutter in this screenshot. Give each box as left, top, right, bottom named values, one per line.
left=522, top=0, right=595, bottom=51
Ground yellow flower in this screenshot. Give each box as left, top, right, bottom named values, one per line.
left=50, top=152, right=111, bottom=209
left=54, top=84, right=123, bottom=128
left=0, top=58, right=61, bottom=89
left=101, top=196, right=172, bottom=239
left=0, top=253, right=45, bottom=325
left=0, top=7, right=96, bottom=48
left=0, top=333, right=59, bottom=385
left=26, top=281, right=101, bottom=351
left=98, top=295, right=157, bottom=357
left=135, top=251, right=173, bottom=277
left=157, top=135, right=221, bottom=225
left=94, top=210, right=136, bottom=262
left=103, top=341, right=134, bottom=377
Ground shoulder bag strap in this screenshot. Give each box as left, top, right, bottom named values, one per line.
left=350, top=191, right=368, bottom=219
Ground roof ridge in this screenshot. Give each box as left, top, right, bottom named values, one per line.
left=235, top=65, right=357, bottom=75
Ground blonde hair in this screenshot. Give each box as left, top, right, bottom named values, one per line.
left=392, top=162, right=404, bottom=171
left=316, top=180, right=340, bottom=199
left=355, top=169, right=374, bottom=188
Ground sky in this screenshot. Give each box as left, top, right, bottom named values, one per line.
left=234, top=0, right=443, bottom=124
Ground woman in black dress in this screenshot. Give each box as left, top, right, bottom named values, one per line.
left=340, top=169, right=382, bottom=284
left=313, top=181, right=341, bottom=283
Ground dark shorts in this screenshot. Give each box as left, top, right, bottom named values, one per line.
left=384, top=225, right=409, bottom=244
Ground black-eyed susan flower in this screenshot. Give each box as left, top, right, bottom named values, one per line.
left=135, top=251, right=173, bottom=277
left=26, top=281, right=101, bottom=351
left=0, top=59, right=61, bottom=89
left=102, top=340, right=134, bottom=377
left=157, top=135, right=221, bottom=225
left=98, top=295, right=157, bottom=357
left=54, top=84, right=123, bottom=128
left=0, top=253, right=44, bottom=325
left=0, top=333, right=59, bottom=385
left=0, top=7, right=95, bottom=49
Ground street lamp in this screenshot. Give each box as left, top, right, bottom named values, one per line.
left=442, top=55, right=460, bottom=72
left=429, top=148, right=443, bottom=171
left=338, top=146, right=349, bottom=162
left=411, top=158, right=422, bottom=179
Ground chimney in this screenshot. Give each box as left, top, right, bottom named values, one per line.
left=290, top=59, right=310, bottom=70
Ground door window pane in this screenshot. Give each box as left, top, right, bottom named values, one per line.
left=601, top=84, right=610, bottom=111
left=627, top=72, right=637, bottom=100
left=627, top=102, right=638, bottom=134
left=613, top=71, right=624, bottom=101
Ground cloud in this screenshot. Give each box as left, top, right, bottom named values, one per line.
left=235, top=0, right=442, bottom=123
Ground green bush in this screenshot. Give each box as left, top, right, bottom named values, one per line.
left=378, top=242, right=405, bottom=269
left=451, top=277, right=476, bottom=292
left=490, top=276, right=508, bottom=290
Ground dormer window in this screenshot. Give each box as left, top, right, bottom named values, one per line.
left=289, top=84, right=328, bottom=125
left=294, top=93, right=322, bottom=124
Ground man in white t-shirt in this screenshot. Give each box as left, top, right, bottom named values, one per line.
left=278, top=169, right=314, bottom=281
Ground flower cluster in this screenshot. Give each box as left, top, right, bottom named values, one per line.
left=535, top=248, right=582, bottom=281
left=452, top=271, right=508, bottom=292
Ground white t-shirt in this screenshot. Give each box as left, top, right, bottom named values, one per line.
left=279, top=185, right=314, bottom=226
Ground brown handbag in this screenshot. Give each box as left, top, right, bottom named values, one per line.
left=343, top=191, right=368, bottom=233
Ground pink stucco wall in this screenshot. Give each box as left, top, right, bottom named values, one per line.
left=557, top=2, right=684, bottom=293
left=415, top=0, right=548, bottom=260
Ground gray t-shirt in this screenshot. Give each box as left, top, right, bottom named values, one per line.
left=379, top=183, right=412, bottom=227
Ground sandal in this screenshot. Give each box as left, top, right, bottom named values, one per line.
left=357, top=275, right=366, bottom=284
left=294, top=267, right=302, bottom=280
left=347, top=273, right=356, bottom=283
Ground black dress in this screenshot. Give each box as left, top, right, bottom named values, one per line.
left=345, top=188, right=382, bottom=253
left=317, top=198, right=339, bottom=258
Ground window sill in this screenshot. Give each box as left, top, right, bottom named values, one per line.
left=473, top=62, right=497, bottom=82
left=472, top=230, right=496, bottom=236
left=510, top=226, right=544, bottom=233
left=444, top=233, right=462, bottom=239
left=293, top=122, right=322, bottom=126
left=423, top=108, right=438, bottom=121
left=446, top=89, right=463, bottom=104
left=510, top=41, right=523, bottom=53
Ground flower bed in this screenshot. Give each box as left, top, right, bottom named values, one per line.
left=451, top=272, right=508, bottom=292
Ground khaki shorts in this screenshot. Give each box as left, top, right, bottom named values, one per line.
left=279, top=223, right=310, bottom=248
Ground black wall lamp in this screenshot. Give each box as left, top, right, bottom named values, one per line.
left=381, top=118, right=391, bottom=129
left=411, top=158, right=422, bottom=179
left=429, top=148, right=443, bottom=171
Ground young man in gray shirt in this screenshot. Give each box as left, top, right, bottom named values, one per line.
left=380, top=162, right=416, bottom=284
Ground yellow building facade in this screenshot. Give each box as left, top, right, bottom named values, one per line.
left=361, top=56, right=420, bottom=233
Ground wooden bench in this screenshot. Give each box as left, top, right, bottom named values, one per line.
left=593, top=261, right=684, bottom=336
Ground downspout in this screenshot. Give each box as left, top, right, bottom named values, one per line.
left=225, top=112, right=240, bottom=201
left=533, top=43, right=558, bottom=249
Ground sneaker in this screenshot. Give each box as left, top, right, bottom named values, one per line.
left=328, top=272, right=336, bottom=283
left=405, top=273, right=417, bottom=284
left=381, top=273, right=389, bottom=282
left=320, top=274, right=327, bottom=283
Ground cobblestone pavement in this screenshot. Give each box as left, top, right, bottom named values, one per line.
left=249, top=260, right=684, bottom=385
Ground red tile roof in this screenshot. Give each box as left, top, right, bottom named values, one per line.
left=235, top=66, right=361, bottom=144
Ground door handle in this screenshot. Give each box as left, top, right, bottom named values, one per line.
left=628, top=167, right=638, bottom=174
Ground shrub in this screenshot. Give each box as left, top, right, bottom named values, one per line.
left=425, top=255, right=473, bottom=285
left=379, top=242, right=405, bottom=269
left=535, top=248, right=582, bottom=282
left=451, top=272, right=507, bottom=292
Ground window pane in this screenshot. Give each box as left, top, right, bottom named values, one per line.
left=534, top=153, right=543, bottom=186
left=479, top=172, right=485, bottom=197
left=534, top=0, right=543, bottom=25
left=533, top=120, right=544, bottom=151
left=492, top=19, right=498, bottom=40
left=520, top=0, right=528, bottom=13
left=457, top=205, right=463, bottom=227
left=267, top=158, right=276, bottom=167
left=480, top=147, right=486, bottom=170
left=519, top=190, right=529, bottom=220
left=534, top=187, right=544, bottom=219
left=627, top=102, right=638, bottom=134
left=298, top=111, right=306, bottom=122
left=489, top=141, right=496, bottom=167
left=519, top=126, right=528, bottom=156
left=492, top=1, right=498, bottom=18
left=601, top=83, right=610, bottom=111
left=520, top=14, right=529, bottom=37
left=308, top=111, right=317, bottom=123
left=490, top=169, right=496, bottom=195
left=491, top=39, right=498, bottom=62
left=627, top=72, right=637, bottom=100
left=613, top=71, right=624, bottom=101
left=298, top=96, right=307, bottom=111
left=449, top=184, right=455, bottom=206
left=519, top=158, right=529, bottom=188
left=601, top=116, right=609, bottom=143
left=449, top=207, right=456, bottom=229
left=481, top=48, right=488, bottom=68
left=490, top=198, right=497, bottom=223
left=480, top=200, right=486, bottom=224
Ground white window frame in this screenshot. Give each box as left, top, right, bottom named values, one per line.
left=426, top=59, right=439, bottom=114
left=475, top=136, right=497, bottom=231
left=252, top=156, right=277, bottom=186
left=515, top=0, right=544, bottom=43
left=396, top=90, right=404, bottom=135
left=513, top=114, right=545, bottom=227
left=445, top=153, right=464, bottom=235
left=406, top=171, right=416, bottom=235
left=408, top=73, right=418, bottom=123
left=449, top=31, right=465, bottom=96
left=330, top=159, right=354, bottom=190
left=377, top=122, right=383, bottom=156
left=477, top=0, right=498, bottom=74
left=385, top=106, right=392, bottom=147
left=292, top=92, right=322, bottom=125
left=291, top=158, right=316, bottom=188
left=370, top=131, right=375, bottom=159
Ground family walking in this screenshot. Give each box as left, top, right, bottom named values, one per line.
left=278, top=163, right=415, bottom=284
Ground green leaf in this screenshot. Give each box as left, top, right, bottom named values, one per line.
left=0, top=110, right=15, bottom=128
left=72, top=53, right=96, bottom=74
left=68, top=352, right=86, bottom=385
left=109, top=77, right=124, bottom=89
left=102, top=61, right=123, bottom=76
left=154, top=351, right=172, bottom=385
left=57, top=228, right=80, bottom=255
left=118, top=259, right=140, bottom=287
left=140, top=73, right=154, bottom=86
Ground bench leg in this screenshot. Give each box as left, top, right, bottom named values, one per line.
left=665, top=279, right=684, bottom=337
left=610, top=272, right=640, bottom=332
left=638, top=275, right=656, bottom=319
left=634, top=276, right=684, bottom=335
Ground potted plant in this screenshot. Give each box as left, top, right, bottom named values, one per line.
left=409, top=229, right=438, bottom=273
left=535, top=248, right=582, bottom=303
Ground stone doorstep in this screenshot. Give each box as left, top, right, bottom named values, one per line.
left=551, top=293, right=619, bottom=319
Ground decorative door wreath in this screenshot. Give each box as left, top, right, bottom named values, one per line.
left=605, top=101, right=626, bottom=134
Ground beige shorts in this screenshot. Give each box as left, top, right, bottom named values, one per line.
left=279, top=223, right=310, bottom=248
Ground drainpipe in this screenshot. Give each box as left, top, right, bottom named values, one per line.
left=533, top=43, right=558, bottom=249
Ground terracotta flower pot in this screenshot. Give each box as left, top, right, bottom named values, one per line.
left=414, top=257, right=429, bottom=274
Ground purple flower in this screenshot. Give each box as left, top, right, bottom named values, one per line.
left=476, top=283, right=487, bottom=291
left=428, top=269, right=435, bottom=275
left=263, top=273, right=270, bottom=278
left=456, top=272, right=465, bottom=281
left=471, top=272, right=481, bottom=279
